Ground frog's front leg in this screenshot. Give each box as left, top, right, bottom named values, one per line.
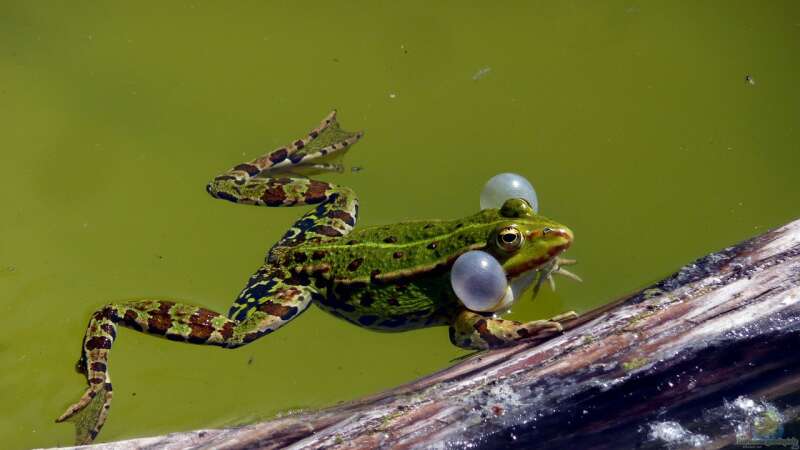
left=449, top=309, right=578, bottom=350
left=57, top=274, right=317, bottom=443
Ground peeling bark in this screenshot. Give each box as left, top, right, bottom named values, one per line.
left=57, top=219, right=800, bottom=450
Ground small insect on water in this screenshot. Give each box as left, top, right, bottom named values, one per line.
left=745, top=74, right=756, bottom=86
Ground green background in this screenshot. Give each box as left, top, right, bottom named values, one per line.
left=1, top=1, right=798, bottom=448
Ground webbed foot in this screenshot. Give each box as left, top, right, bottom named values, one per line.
left=56, top=382, right=113, bottom=444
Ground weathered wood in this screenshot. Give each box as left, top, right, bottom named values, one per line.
left=59, top=219, right=800, bottom=450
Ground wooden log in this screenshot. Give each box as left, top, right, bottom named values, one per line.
left=58, top=219, right=800, bottom=450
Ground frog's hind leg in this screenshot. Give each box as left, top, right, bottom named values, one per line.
left=57, top=281, right=315, bottom=443
left=56, top=310, right=116, bottom=443
left=210, top=174, right=360, bottom=251
left=205, top=111, right=361, bottom=248
left=273, top=183, right=359, bottom=248
left=206, top=110, right=363, bottom=205
left=449, top=309, right=578, bottom=350
left=59, top=113, right=361, bottom=444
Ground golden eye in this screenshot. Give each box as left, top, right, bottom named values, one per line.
left=496, top=226, right=524, bottom=252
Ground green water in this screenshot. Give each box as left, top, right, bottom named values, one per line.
left=2, top=2, right=799, bottom=448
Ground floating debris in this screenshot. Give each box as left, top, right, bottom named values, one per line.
left=472, top=66, right=492, bottom=81
left=745, top=74, right=756, bottom=86
left=350, top=166, right=364, bottom=173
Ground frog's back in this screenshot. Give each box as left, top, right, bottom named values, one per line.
left=307, top=210, right=501, bottom=282
left=283, top=211, right=501, bottom=331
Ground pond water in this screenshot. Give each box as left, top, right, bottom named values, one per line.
left=2, top=2, right=799, bottom=448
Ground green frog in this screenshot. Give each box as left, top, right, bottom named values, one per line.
left=57, top=112, right=578, bottom=443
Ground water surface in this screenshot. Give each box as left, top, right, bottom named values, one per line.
left=1, top=2, right=799, bottom=448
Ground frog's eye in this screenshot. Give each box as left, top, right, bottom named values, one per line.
left=496, top=226, right=524, bottom=252
left=542, top=227, right=552, bottom=235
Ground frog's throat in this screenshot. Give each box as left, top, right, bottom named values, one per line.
left=504, top=243, right=570, bottom=279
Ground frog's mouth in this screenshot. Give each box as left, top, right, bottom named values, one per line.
left=498, top=247, right=566, bottom=309
left=503, top=227, right=574, bottom=302
left=509, top=247, right=567, bottom=277
left=504, top=235, right=572, bottom=279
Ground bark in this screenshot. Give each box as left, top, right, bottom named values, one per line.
left=60, top=219, right=800, bottom=450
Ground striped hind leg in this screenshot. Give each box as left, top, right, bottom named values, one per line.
left=57, top=285, right=314, bottom=443
left=205, top=110, right=362, bottom=248
left=206, top=110, right=363, bottom=205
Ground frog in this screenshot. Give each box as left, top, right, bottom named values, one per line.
left=57, top=111, right=579, bottom=444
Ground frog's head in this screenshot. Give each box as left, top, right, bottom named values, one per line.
left=487, top=198, right=574, bottom=279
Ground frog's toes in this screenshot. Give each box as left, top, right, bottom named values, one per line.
left=552, top=257, right=582, bottom=282
left=56, top=397, right=87, bottom=422
left=518, top=319, right=564, bottom=339
left=553, top=267, right=582, bottom=283
left=56, top=385, right=101, bottom=422
left=549, top=310, right=579, bottom=324
left=518, top=312, right=578, bottom=341
left=533, top=258, right=582, bottom=296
